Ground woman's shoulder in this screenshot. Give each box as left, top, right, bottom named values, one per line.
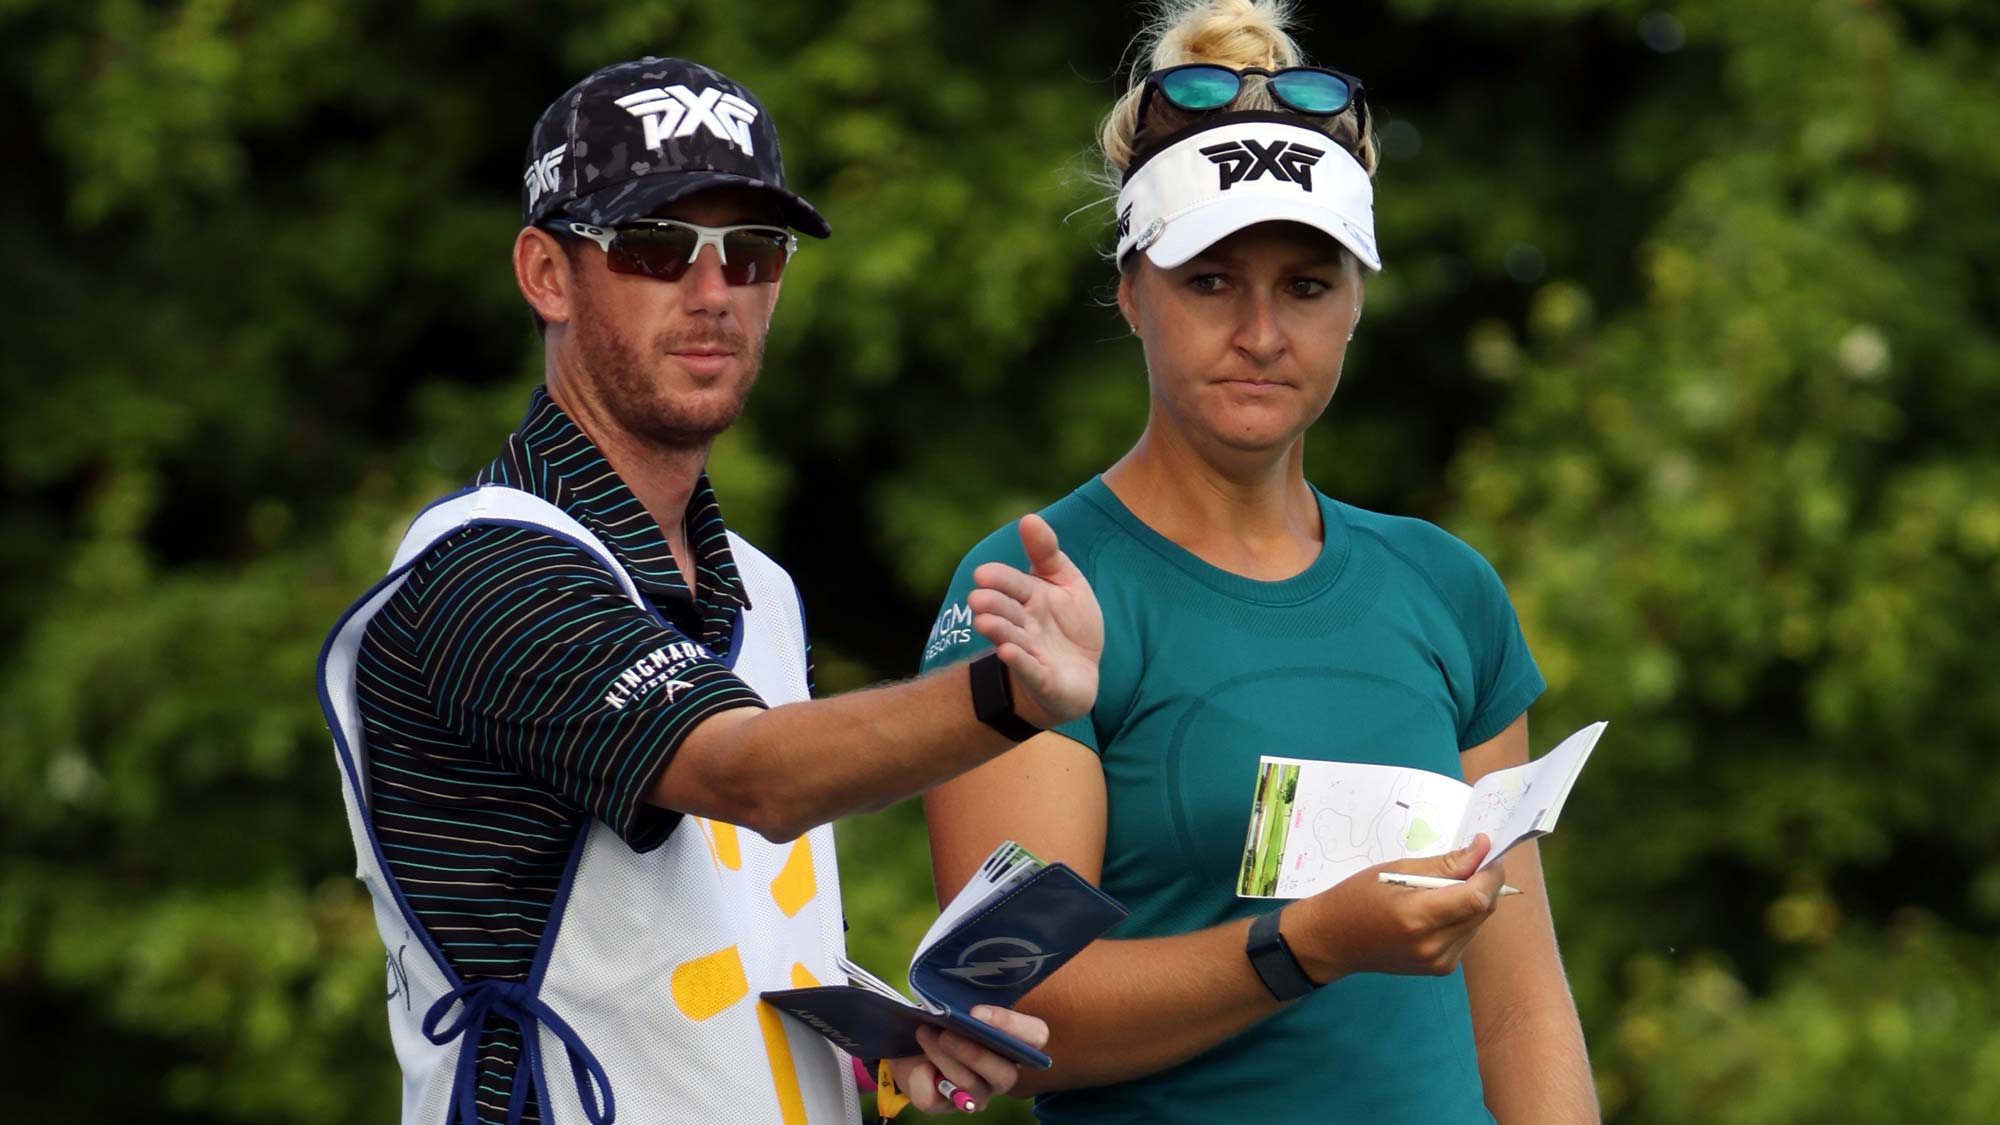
left=946, top=481, right=1125, bottom=583
left=1327, top=498, right=1511, bottom=605
left=922, top=482, right=1128, bottom=677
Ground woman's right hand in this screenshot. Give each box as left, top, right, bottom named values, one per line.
left=1282, top=834, right=1509, bottom=983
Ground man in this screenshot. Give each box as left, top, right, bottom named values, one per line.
left=318, top=57, right=1102, bottom=1125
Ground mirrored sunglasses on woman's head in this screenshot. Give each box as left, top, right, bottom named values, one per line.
left=553, top=218, right=799, bottom=285
left=1135, top=64, right=1367, bottom=140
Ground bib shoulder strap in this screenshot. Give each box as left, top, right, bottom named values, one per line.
left=394, top=485, right=644, bottom=610
left=727, top=531, right=804, bottom=635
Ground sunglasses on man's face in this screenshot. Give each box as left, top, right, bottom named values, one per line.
left=1136, top=64, right=1367, bottom=138
left=558, top=219, right=798, bottom=285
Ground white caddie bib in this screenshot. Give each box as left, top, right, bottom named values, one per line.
left=319, top=485, right=858, bottom=1124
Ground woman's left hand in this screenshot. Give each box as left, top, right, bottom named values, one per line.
left=886, top=1006, right=1050, bottom=1113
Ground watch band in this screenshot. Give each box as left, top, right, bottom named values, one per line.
left=969, top=651, right=1043, bottom=742
left=1246, top=907, right=1318, bottom=1001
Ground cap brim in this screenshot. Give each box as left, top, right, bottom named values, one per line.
left=566, top=170, right=831, bottom=239
left=1142, top=197, right=1381, bottom=273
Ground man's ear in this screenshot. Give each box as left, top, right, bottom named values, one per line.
left=515, top=227, right=576, bottom=327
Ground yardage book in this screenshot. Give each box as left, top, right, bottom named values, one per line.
left=761, top=841, right=1126, bottom=1069
left=1238, top=722, right=1608, bottom=899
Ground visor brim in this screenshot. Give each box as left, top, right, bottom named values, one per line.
left=1140, top=197, right=1382, bottom=273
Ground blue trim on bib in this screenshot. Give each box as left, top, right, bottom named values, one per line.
left=723, top=603, right=745, bottom=671
left=319, top=565, right=468, bottom=993
left=324, top=485, right=652, bottom=1125
left=422, top=977, right=613, bottom=1125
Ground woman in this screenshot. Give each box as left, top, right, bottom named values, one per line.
left=916, top=2, right=1597, bottom=1121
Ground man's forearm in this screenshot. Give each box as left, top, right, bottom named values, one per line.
left=654, top=663, right=1024, bottom=841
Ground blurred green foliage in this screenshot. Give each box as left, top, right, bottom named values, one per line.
left=3, top=1, right=1997, bottom=1121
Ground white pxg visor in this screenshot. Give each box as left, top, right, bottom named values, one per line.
left=1115, top=112, right=1381, bottom=272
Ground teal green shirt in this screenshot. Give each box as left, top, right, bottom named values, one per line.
left=920, top=477, right=1544, bottom=1124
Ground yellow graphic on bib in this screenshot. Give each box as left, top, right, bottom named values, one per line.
left=707, top=819, right=742, bottom=870
left=671, top=825, right=830, bottom=1120
left=756, top=1000, right=810, bottom=1124
left=770, top=836, right=817, bottom=917
left=670, top=945, right=748, bottom=1021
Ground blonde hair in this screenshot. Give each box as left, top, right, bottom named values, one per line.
left=1098, top=0, right=1376, bottom=182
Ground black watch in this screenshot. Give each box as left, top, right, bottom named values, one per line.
left=1246, top=907, right=1319, bottom=1001
left=969, top=651, right=1043, bottom=742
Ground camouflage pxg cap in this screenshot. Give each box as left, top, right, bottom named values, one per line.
left=520, top=57, right=830, bottom=238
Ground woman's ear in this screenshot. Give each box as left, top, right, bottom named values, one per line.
left=1346, top=258, right=1365, bottom=341
left=1117, top=269, right=1139, bottom=335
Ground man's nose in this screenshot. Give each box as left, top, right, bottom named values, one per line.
left=679, top=245, right=732, bottom=311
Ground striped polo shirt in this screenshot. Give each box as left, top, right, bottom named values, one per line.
left=354, top=386, right=789, bottom=1124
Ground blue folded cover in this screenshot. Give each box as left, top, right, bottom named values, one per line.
left=760, top=862, right=1126, bottom=1069
left=757, top=987, right=1056, bottom=1068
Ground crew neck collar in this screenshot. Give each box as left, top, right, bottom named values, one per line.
left=1077, top=475, right=1351, bottom=606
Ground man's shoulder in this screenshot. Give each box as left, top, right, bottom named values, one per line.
left=380, top=515, right=628, bottom=634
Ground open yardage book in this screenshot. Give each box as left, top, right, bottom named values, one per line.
left=1238, top=722, right=1608, bottom=899
left=761, top=841, right=1126, bottom=1069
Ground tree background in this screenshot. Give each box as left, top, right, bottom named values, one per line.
left=5, top=0, right=1998, bottom=1120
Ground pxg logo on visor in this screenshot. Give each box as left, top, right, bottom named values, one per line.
left=1200, top=139, right=1326, bottom=191
left=1114, top=113, right=1381, bottom=272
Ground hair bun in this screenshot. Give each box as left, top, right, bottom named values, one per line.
left=1096, top=0, right=1375, bottom=192
left=1155, top=0, right=1301, bottom=71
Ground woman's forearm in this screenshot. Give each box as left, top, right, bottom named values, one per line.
left=1009, top=919, right=1283, bottom=1095
left=1475, top=998, right=1598, bottom=1124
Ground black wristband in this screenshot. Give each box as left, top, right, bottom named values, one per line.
left=1246, top=907, right=1318, bottom=1002
left=969, top=651, right=1043, bottom=742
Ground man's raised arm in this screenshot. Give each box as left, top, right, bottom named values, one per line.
left=655, top=513, right=1101, bottom=841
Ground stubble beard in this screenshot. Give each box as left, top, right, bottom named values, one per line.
left=573, top=306, right=764, bottom=453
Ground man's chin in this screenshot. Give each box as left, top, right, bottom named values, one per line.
left=615, top=391, right=749, bottom=450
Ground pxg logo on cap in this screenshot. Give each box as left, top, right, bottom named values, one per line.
left=520, top=57, right=829, bottom=238
left=614, top=85, right=762, bottom=157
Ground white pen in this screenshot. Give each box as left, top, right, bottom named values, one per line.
left=1378, top=872, right=1522, bottom=897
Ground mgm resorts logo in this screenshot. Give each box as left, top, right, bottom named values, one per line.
left=1200, top=139, right=1326, bottom=191
left=938, top=936, right=1056, bottom=989
left=924, top=601, right=974, bottom=662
